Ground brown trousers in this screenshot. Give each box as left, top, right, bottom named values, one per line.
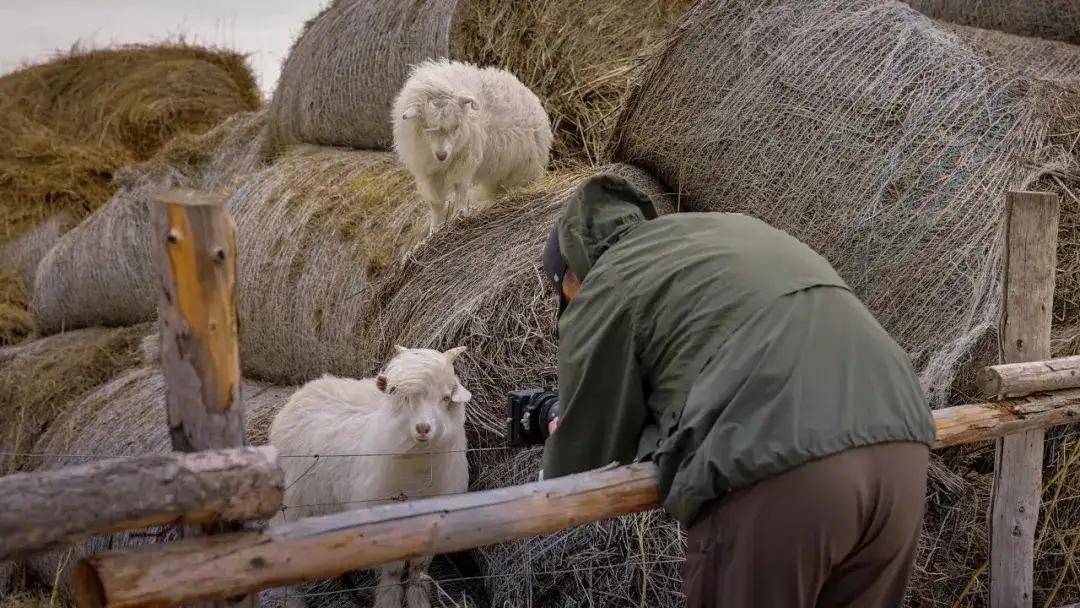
left=682, top=442, right=929, bottom=608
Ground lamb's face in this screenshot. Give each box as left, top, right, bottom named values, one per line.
left=377, top=346, right=471, bottom=447
left=410, top=95, right=476, bottom=165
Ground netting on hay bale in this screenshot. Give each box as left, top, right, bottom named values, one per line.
left=607, top=0, right=1080, bottom=604
left=905, top=0, right=1080, bottom=45
left=0, top=45, right=261, bottom=246
left=608, top=0, right=1080, bottom=409
left=268, top=0, right=690, bottom=163
left=31, top=111, right=270, bottom=334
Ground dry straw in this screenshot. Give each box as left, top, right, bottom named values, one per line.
left=269, top=0, right=690, bottom=164
left=31, top=111, right=269, bottom=334
left=0, top=271, right=33, bottom=347
left=0, top=45, right=261, bottom=245
left=905, top=0, right=1080, bottom=44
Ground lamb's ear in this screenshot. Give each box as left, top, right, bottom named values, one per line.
left=444, top=346, right=467, bottom=363
left=457, top=95, right=477, bottom=110
left=394, top=344, right=409, bottom=356
left=451, top=383, right=472, bottom=404
left=401, top=107, right=419, bottom=120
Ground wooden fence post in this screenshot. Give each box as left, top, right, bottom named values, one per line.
left=989, top=190, right=1059, bottom=607
left=149, top=189, right=255, bottom=608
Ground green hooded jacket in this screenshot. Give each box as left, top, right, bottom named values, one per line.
left=541, top=173, right=936, bottom=527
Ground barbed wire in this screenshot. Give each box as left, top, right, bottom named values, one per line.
left=290, top=558, right=687, bottom=599
left=0, top=445, right=518, bottom=460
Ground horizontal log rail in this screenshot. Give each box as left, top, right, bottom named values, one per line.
left=0, top=446, right=282, bottom=562
left=72, top=388, right=1080, bottom=608
left=978, top=356, right=1080, bottom=398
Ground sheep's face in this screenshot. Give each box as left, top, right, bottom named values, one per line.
left=402, top=94, right=477, bottom=165
left=377, top=345, right=471, bottom=447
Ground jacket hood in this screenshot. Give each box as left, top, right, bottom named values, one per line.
left=556, top=173, right=660, bottom=282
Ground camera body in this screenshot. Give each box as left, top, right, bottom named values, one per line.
left=506, top=388, right=560, bottom=447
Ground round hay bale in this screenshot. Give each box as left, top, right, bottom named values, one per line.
left=608, top=0, right=1080, bottom=408
left=31, top=111, right=270, bottom=334
left=229, top=145, right=428, bottom=382
left=269, top=0, right=690, bottom=162
left=905, top=0, right=1080, bottom=44
left=0, top=325, right=146, bottom=474
left=0, top=44, right=261, bottom=245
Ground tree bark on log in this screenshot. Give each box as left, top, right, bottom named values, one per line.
left=978, top=356, right=1080, bottom=398
left=0, top=447, right=282, bottom=562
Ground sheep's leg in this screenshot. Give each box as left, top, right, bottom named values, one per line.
left=448, top=182, right=470, bottom=221
left=373, top=562, right=406, bottom=608
left=416, top=176, right=449, bottom=236
left=404, top=556, right=433, bottom=608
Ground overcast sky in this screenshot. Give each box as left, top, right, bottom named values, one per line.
left=0, top=0, right=326, bottom=97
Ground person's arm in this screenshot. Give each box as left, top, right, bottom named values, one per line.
left=542, top=275, right=647, bottom=478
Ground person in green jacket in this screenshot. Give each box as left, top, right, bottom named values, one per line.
left=539, top=172, right=936, bottom=608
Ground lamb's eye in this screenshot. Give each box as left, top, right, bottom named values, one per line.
left=442, top=395, right=452, bottom=405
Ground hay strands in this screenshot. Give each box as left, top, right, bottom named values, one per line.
left=70, top=385, right=1080, bottom=608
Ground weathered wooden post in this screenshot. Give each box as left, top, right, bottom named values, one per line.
left=989, top=190, right=1059, bottom=607
left=146, top=188, right=254, bottom=608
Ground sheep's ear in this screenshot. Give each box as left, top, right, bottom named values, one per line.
left=457, top=95, right=477, bottom=110
left=451, top=383, right=472, bottom=404
left=376, top=375, right=388, bottom=392
left=394, top=345, right=409, bottom=356
left=401, top=107, right=419, bottom=120
left=444, top=346, right=467, bottom=363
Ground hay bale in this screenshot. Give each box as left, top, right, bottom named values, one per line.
left=31, top=111, right=270, bottom=335
left=905, top=0, right=1080, bottom=44
left=0, top=45, right=261, bottom=245
left=0, top=271, right=33, bottom=347
left=269, top=0, right=690, bottom=162
left=608, top=0, right=1080, bottom=408
left=0, top=325, right=146, bottom=474
left=229, top=145, right=427, bottom=383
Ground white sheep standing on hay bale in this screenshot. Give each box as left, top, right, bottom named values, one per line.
left=392, top=58, right=553, bottom=235
left=269, top=345, right=472, bottom=608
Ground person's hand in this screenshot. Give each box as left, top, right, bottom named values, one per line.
left=547, top=416, right=559, bottom=436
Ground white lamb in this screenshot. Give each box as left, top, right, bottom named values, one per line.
left=269, top=345, right=472, bottom=608
left=391, top=58, right=553, bottom=234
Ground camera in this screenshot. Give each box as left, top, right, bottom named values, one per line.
left=506, top=388, right=560, bottom=447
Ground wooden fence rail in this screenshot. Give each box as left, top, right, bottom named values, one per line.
left=0, top=447, right=281, bottom=562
